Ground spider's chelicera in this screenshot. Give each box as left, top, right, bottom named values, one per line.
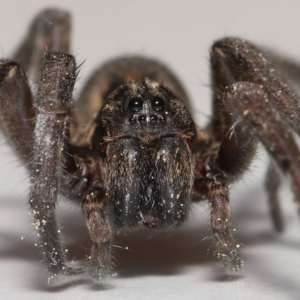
left=1, top=9, right=299, bottom=282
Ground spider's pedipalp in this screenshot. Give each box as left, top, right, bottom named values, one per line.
left=208, top=181, right=243, bottom=272
left=83, top=187, right=113, bottom=281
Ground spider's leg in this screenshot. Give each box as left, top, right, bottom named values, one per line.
left=193, top=142, right=245, bottom=271
left=265, top=161, right=283, bottom=232
left=224, top=82, right=300, bottom=219
left=0, top=61, right=35, bottom=161
left=13, top=9, right=70, bottom=82
left=29, top=52, right=84, bottom=277
left=208, top=181, right=243, bottom=272
left=210, top=37, right=300, bottom=230
left=82, top=187, right=113, bottom=281
left=211, top=38, right=300, bottom=133
left=0, top=9, right=71, bottom=162
left=193, top=178, right=242, bottom=272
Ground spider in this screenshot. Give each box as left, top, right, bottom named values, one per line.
left=0, top=8, right=299, bottom=282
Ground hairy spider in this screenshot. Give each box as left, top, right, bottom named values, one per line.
left=0, top=8, right=299, bottom=282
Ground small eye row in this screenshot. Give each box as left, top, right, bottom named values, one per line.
left=129, top=115, right=166, bottom=124
left=128, top=97, right=165, bottom=112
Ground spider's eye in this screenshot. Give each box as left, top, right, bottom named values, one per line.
left=128, top=98, right=143, bottom=112
left=151, top=97, right=165, bottom=111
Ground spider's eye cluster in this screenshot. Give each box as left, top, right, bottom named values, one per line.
left=151, top=97, right=165, bottom=111
left=128, top=97, right=166, bottom=112
left=128, top=98, right=143, bottom=112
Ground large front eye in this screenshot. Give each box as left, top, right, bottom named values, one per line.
left=128, top=98, right=143, bottom=112
left=151, top=97, right=165, bottom=111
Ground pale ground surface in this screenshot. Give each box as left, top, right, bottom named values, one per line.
left=0, top=1, right=300, bottom=299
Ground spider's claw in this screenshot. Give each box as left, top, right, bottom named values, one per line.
left=46, top=262, right=85, bottom=283
left=63, top=261, right=86, bottom=276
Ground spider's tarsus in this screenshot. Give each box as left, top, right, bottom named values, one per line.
left=87, top=242, right=113, bottom=282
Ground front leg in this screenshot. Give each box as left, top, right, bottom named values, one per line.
left=29, top=52, right=82, bottom=277
left=210, top=37, right=300, bottom=231
left=224, top=82, right=300, bottom=220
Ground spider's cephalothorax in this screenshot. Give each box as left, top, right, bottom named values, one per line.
left=1, top=8, right=300, bottom=282
left=92, top=79, right=195, bottom=229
